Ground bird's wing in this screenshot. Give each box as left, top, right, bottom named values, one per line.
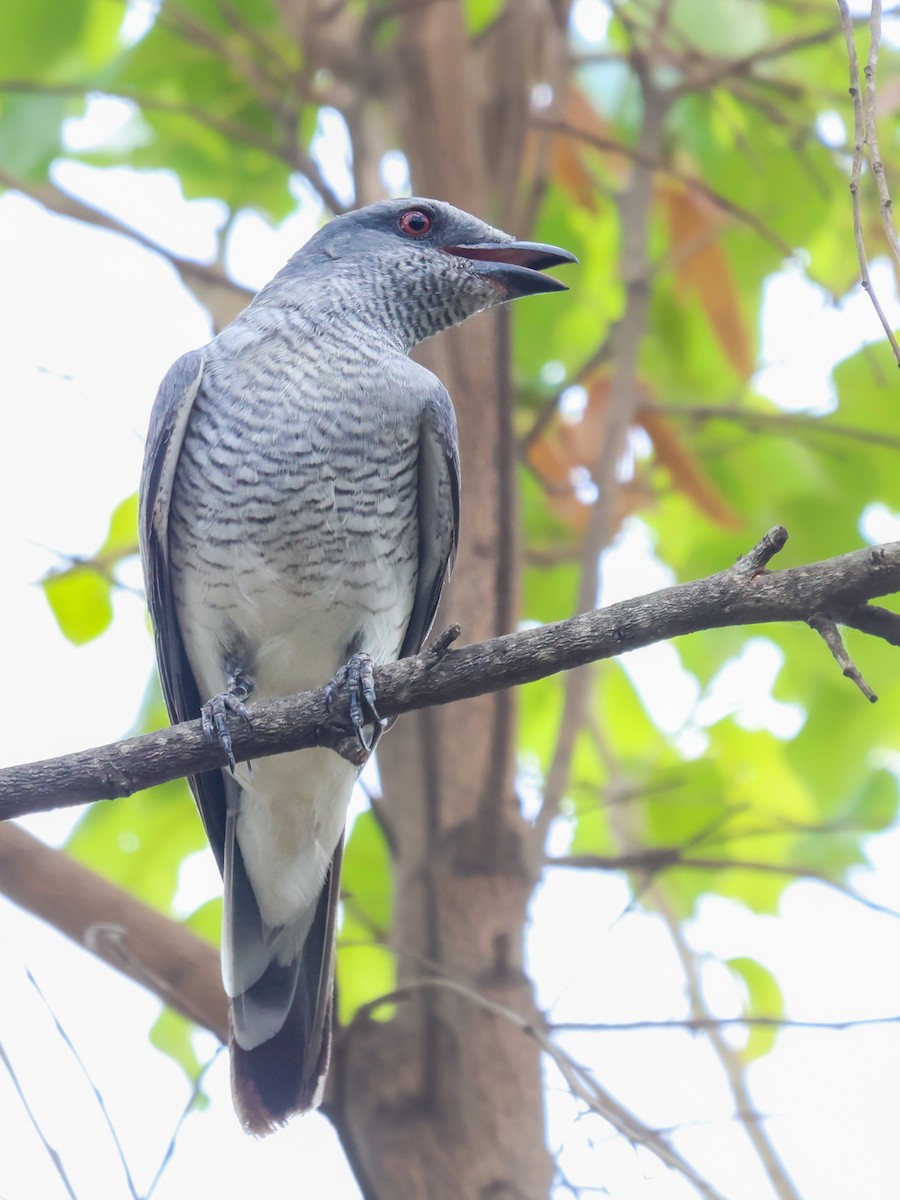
left=139, top=349, right=228, bottom=868
left=400, top=378, right=461, bottom=660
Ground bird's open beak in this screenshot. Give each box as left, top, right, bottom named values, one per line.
left=443, top=240, right=578, bottom=297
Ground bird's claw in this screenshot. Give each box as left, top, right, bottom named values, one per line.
left=201, top=672, right=254, bottom=772
left=326, top=652, right=385, bottom=754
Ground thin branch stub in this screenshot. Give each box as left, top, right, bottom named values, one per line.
left=807, top=612, right=878, bottom=702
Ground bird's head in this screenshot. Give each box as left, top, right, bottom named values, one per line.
left=268, top=197, right=576, bottom=349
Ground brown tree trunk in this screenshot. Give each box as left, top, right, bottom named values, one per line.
left=326, top=5, right=572, bottom=1197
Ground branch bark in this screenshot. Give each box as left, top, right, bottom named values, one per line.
left=0, top=170, right=253, bottom=330
left=0, top=823, right=227, bottom=1039
left=3, top=530, right=899, bottom=821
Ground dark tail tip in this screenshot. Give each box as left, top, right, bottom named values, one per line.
left=231, top=1000, right=333, bottom=1136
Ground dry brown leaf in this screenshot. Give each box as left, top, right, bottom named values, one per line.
left=526, top=374, right=741, bottom=533
left=660, top=179, right=754, bottom=380
left=525, top=86, right=625, bottom=211
left=637, top=407, right=742, bottom=530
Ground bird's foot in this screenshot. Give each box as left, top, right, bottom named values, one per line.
left=201, top=670, right=254, bottom=772
left=326, top=652, right=385, bottom=754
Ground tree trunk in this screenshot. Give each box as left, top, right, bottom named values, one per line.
left=326, top=5, right=572, bottom=1197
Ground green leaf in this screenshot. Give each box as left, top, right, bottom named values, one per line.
left=335, top=938, right=396, bottom=1027
left=184, top=897, right=223, bottom=948
left=519, top=675, right=566, bottom=773
left=65, top=674, right=204, bottom=910
left=42, top=565, right=113, bottom=645
left=65, top=775, right=203, bottom=911
left=97, top=492, right=139, bottom=560
left=0, top=93, right=70, bottom=180
left=342, top=810, right=393, bottom=934
left=0, top=0, right=89, bottom=76
left=337, top=811, right=396, bottom=1024
left=669, top=0, right=770, bottom=57
left=40, top=491, right=139, bottom=646
left=149, top=1006, right=208, bottom=1089
left=725, top=955, right=783, bottom=1062
left=463, top=0, right=504, bottom=35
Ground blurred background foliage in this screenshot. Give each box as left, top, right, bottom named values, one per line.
left=3, top=0, right=900, bottom=1192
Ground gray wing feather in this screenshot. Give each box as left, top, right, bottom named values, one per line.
left=138, top=349, right=229, bottom=865
left=399, top=381, right=460, bottom=660
left=139, top=347, right=204, bottom=723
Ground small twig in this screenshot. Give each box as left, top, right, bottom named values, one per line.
left=555, top=854, right=900, bottom=920
left=645, top=403, right=900, bottom=451
left=356, top=976, right=728, bottom=1200
left=0, top=1039, right=79, bottom=1200
left=807, top=611, right=878, bottom=701
left=733, top=524, right=789, bottom=577
left=531, top=79, right=671, bottom=862
left=552, top=1012, right=900, bottom=1034
left=863, top=0, right=900, bottom=269
left=655, top=903, right=803, bottom=1200
left=836, top=0, right=900, bottom=366
left=25, top=969, right=139, bottom=1200
left=530, top=116, right=797, bottom=259
left=672, top=24, right=841, bottom=95
left=145, top=1048, right=226, bottom=1199
left=423, top=623, right=462, bottom=665
left=842, top=601, right=900, bottom=646
left=0, top=168, right=252, bottom=329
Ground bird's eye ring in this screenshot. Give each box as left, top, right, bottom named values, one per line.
left=398, top=208, right=433, bottom=237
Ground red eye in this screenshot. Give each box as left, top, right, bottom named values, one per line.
left=398, top=208, right=433, bottom=237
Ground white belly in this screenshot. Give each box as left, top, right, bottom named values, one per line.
left=175, top=538, right=414, bottom=933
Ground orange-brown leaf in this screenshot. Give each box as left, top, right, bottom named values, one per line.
left=660, top=180, right=754, bottom=379
left=637, top=407, right=742, bottom=530
left=531, top=87, right=626, bottom=210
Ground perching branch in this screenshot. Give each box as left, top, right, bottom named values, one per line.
left=1, top=529, right=899, bottom=821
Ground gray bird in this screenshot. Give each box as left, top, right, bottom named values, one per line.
left=139, top=197, right=574, bottom=1133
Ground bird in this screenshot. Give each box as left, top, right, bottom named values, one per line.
left=139, top=197, right=574, bottom=1134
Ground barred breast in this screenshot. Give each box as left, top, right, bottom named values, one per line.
left=167, top=313, right=422, bottom=707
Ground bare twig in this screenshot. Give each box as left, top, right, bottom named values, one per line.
left=0, top=1038, right=79, bottom=1200
left=807, top=611, right=878, bottom=701
left=862, top=0, right=900, bottom=269
left=355, top=976, right=728, bottom=1200
left=645, top=403, right=900, bottom=451
left=673, top=24, right=841, bottom=95
left=531, top=78, right=672, bottom=861
left=836, top=0, right=900, bottom=365
left=842, top=601, right=900, bottom=645
left=660, top=905, right=803, bottom=1200
left=25, top=969, right=139, bottom=1200
left=530, top=116, right=796, bottom=258
left=595, top=709, right=803, bottom=1200
left=145, top=1048, right=226, bottom=1198
left=734, top=524, right=789, bottom=577
left=552, top=1013, right=900, bottom=1033
left=0, top=168, right=252, bottom=329
left=0, top=77, right=350, bottom=217
left=551, top=850, right=900, bottom=921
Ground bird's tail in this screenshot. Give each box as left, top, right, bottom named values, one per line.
left=226, top=821, right=344, bottom=1135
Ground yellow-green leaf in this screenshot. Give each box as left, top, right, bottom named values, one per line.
left=726, top=955, right=783, bottom=1063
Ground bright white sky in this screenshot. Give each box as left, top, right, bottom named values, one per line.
left=2, top=2, right=900, bottom=1197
